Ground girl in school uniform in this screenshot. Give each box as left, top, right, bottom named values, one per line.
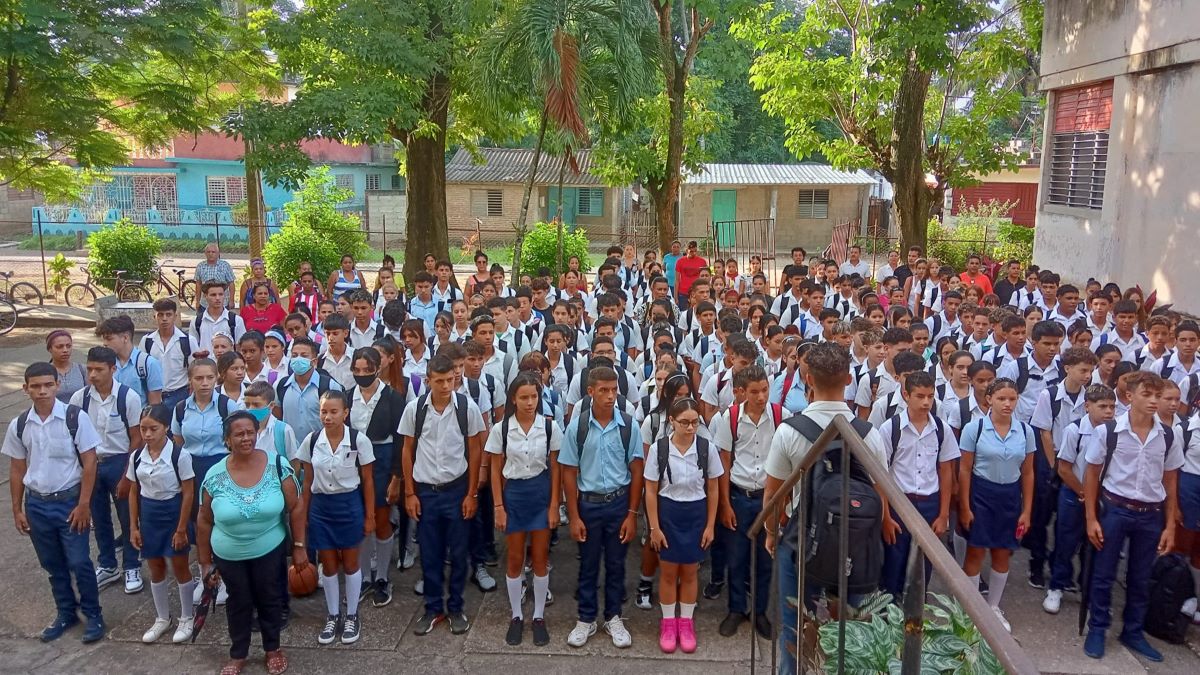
left=297, top=390, right=376, bottom=646
left=401, top=319, right=431, bottom=385
left=129, top=404, right=197, bottom=644
left=431, top=312, right=454, bottom=353
left=263, top=331, right=290, bottom=382
left=216, top=351, right=247, bottom=405
left=930, top=337, right=958, bottom=388
left=371, top=337, right=406, bottom=391
left=210, top=333, right=235, bottom=360
left=1092, top=344, right=1121, bottom=385
left=902, top=259, right=931, bottom=318
left=488, top=373, right=562, bottom=647
left=645, top=398, right=722, bottom=654
left=958, top=378, right=1035, bottom=632
left=347, top=347, right=408, bottom=608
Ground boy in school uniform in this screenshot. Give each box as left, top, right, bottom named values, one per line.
left=470, top=315, right=517, bottom=390
left=244, top=381, right=299, bottom=469
left=1146, top=320, right=1200, bottom=403
left=960, top=307, right=993, bottom=361
left=97, top=315, right=164, bottom=406
left=1036, top=271, right=1060, bottom=313
left=488, top=298, right=531, bottom=360
left=560, top=367, right=645, bottom=649
left=867, top=352, right=927, bottom=428
left=681, top=301, right=720, bottom=369
left=854, top=327, right=914, bottom=419
left=789, top=284, right=826, bottom=340
left=1133, top=315, right=1173, bottom=371
left=990, top=315, right=1030, bottom=369
left=347, top=290, right=386, bottom=350
left=1081, top=372, right=1183, bottom=662
left=1047, top=285, right=1087, bottom=333
left=144, top=298, right=192, bottom=409
left=4, top=363, right=106, bottom=643
left=390, top=355, right=486, bottom=635
left=770, top=267, right=808, bottom=326
left=699, top=338, right=760, bottom=424
left=407, top=272, right=440, bottom=332
left=1090, top=300, right=1146, bottom=363
left=461, top=339, right=505, bottom=425
left=924, top=291, right=963, bottom=344
left=1009, top=269, right=1043, bottom=311
left=189, top=282, right=247, bottom=356
left=70, top=347, right=144, bottom=594
left=276, top=337, right=343, bottom=443
left=1085, top=292, right=1115, bottom=335
left=317, top=315, right=355, bottom=390
left=432, top=260, right=462, bottom=308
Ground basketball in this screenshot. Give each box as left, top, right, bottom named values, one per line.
left=288, top=562, right=318, bottom=597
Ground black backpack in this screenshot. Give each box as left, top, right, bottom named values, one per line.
left=14, top=405, right=83, bottom=461
left=780, top=414, right=882, bottom=595
left=654, top=436, right=711, bottom=485
left=1144, top=553, right=1195, bottom=644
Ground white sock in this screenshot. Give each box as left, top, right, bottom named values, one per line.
left=375, top=536, right=394, bottom=582
left=533, top=574, right=550, bottom=620
left=150, top=580, right=171, bottom=620
left=661, top=603, right=676, bottom=619
left=178, top=580, right=196, bottom=619
left=967, top=573, right=980, bottom=594
left=344, top=570, right=363, bottom=612
left=506, top=576, right=524, bottom=620
left=1190, top=565, right=1200, bottom=600
left=323, top=573, right=340, bottom=615
left=640, top=574, right=654, bottom=583
left=679, top=602, right=696, bottom=620
left=953, top=533, right=968, bottom=567
left=988, top=570, right=1009, bottom=608
left=359, top=537, right=376, bottom=580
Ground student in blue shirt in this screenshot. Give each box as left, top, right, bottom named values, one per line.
left=958, top=378, right=1036, bottom=632
left=97, top=315, right=164, bottom=405
left=276, top=337, right=342, bottom=444
left=769, top=339, right=810, bottom=413
left=171, top=359, right=240, bottom=527
left=406, top=272, right=440, bottom=332
left=559, top=367, right=644, bottom=650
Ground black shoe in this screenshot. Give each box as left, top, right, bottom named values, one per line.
left=978, top=579, right=990, bottom=596
left=754, top=613, right=775, bottom=639
left=550, top=530, right=560, bottom=547
left=81, top=616, right=106, bottom=644
left=371, top=579, right=393, bottom=608
left=505, top=617, right=524, bottom=645
left=40, top=614, right=79, bottom=642
left=484, top=548, right=500, bottom=568
left=719, top=612, right=748, bottom=637
left=414, top=612, right=443, bottom=636
left=703, top=580, right=725, bottom=600
left=1028, top=571, right=1046, bottom=590
left=449, top=613, right=470, bottom=635
left=531, top=618, right=550, bottom=646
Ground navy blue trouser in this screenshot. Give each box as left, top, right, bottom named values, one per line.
left=727, top=489, right=771, bottom=616
left=1087, top=502, right=1163, bottom=638
left=1022, top=442, right=1057, bottom=575
left=469, top=483, right=495, bottom=566
left=92, top=454, right=138, bottom=571
left=881, top=493, right=940, bottom=599
left=416, top=481, right=470, bottom=615
left=27, top=492, right=102, bottom=620
left=162, top=388, right=188, bottom=411
left=576, top=497, right=628, bottom=623
left=1049, top=486, right=1085, bottom=592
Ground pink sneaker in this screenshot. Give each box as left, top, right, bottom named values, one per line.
left=658, top=617, right=678, bottom=653
left=678, top=617, right=697, bottom=653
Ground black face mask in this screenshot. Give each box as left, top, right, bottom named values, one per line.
left=353, top=373, right=377, bottom=388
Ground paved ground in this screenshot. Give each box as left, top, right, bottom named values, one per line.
left=1, top=330, right=1199, bottom=673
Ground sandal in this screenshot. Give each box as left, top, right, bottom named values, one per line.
left=265, top=650, right=288, bottom=675
left=219, top=660, right=245, bottom=675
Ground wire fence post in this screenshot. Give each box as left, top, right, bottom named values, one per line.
left=214, top=212, right=220, bottom=246
left=37, top=211, right=48, bottom=293
left=381, top=214, right=387, bottom=257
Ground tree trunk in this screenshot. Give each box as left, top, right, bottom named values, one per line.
left=245, top=138, right=265, bottom=257
left=401, top=71, right=450, bottom=289
left=555, top=151, right=568, bottom=273
left=654, top=61, right=687, bottom=254
left=892, top=55, right=933, bottom=253
left=510, top=108, right=550, bottom=287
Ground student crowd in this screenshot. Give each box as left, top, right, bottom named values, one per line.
left=5, top=239, right=1200, bottom=674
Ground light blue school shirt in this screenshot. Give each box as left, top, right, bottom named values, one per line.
left=960, top=414, right=1035, bottom=485
left=559, top=404, right=644, bottom=494
left=407, top=297, right=439, bottom=332
left=770, top=370, right=809, bottom=413
left=171, top=394, right=243, bottom=458
left=279, top=374, right=343, bottom=442
left=116, top=347, right=164, bottom=403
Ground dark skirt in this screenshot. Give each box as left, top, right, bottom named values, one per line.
left=371, top=442, right=394, bottom=509
left=309, top=490, right=365, bottom=551
left=139, top=493, right=193, bottom=559
left=1179, top=472, right=1200, bottom=531
left=967, top=474, right=1022, bottom=550
left=502, top=470, right=551, bottom=534
left=658, top=496, right=708, bottom=564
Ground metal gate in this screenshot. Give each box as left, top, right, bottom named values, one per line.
left=708, top=218, right=776, bottom=292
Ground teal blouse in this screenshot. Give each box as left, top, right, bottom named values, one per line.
left=202, top=453, right=293, bottom=561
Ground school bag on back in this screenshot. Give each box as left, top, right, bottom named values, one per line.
left=1144, top=552, right=1195, bottom=644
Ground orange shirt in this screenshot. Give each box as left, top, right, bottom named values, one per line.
left=959, top=271, right=993, bottom=295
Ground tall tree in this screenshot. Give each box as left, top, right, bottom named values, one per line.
left=733, top=0, right=1037, bottom=251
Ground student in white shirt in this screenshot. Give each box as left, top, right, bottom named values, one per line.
left=699, top=338, right=758, bottom=424
left=487, top=373, right=562, bottom=647
left=145, top=298, right=193, bottom=409
left=1146, top=320, right=1200, bottom=402
left=924, top=291, right=963, bottom=344
left=126, top=404, right=196, bottom=644
left=1090, top=299, right=1146, bottom=362
left=854, top=327, right=914, bottom=419
left=346, top=290, right=387, bottom=350
left=867, top=352, right=926, bottom=428
left=1008, top=270, right=1043, bottom=311
left=942, top=361, right=995, bottom=434
left=400, top=319, right=432, bottom=385
left=989, top=315, right=1030, bottom=369
left=216, top=351, right=247, bottom=406
left=190, top=282, right=246, bottom=357
left=771, top=269, right=809, bottom=326
left=297, top=391, right=376, bottom=646
left=244, top=382, right=298, bottom=465
left=997, top=320, right=1065, bottom=423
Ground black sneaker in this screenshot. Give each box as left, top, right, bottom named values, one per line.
left=318, top=614, right=340, bottom=645
left=505, top=617, right=523, bottom=646
left=341, top=614, right=361, bottom=644
left=371, top=579, right=393, bottom=608
left=703, top=580, right=725, bottom=600
left=1028, top=571, right=1046, bottom=590
left=978, top=579, right=989, bottom=596
left=531, top=618, right=550, bottom=646
left=754, top=613, right=775, bottom=639
left=414, top=612, right=444, bottom=635
left=449, top=613, right=470, bottom=635
left=484, top=548, right=500, bottom=568
left=719, top=612, right=748, bottom=637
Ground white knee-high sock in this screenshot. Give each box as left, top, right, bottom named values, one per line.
left=661, top=603, right=676, bottom=619
left=375, top=535, right=394, bottom=582
left=988, top=570, right=1008, bottom=608
left=360, top=537, right=377, bottom=579
left=150, top=580, right=171, bottom=620
left=178, top=580, right=196, bottom=619
left=953, top=532, right=968, bottom=567
left=679, top=602, right=696, bottom=620
left=967, top=573, right=980, bottom=595
left=323, top=573, right=340, bottom=615
left=533, top=574, right=550, bottom=620
left=344, top=570, right=363, bottom=611
left=506, top=576, right=524, bottom=620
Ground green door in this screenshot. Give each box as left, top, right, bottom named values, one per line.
left=712, top=189, right=737, bottom=247
left=547, top=187, right=578, bottom=228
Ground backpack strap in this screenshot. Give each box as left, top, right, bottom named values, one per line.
left=1099, top=420, right=1119, bottom=484
left=179, top=334, right=191, bottom=364
left=134, top=351, right=150, bottom=395
left=455, top=393, right=469, bottom=445
left=412, top=393, right=430, bottom=441
left=1016, top=357, right=1030, bottom=393
left=466, top=378, right=481, bottom=407
left=697, top=436, right=710, bottom=479
left=958, top=395, right=971, bottom=429
left=729, top=403, right=741, bottom=448
left=1161, top=422, right=1175, bottom=457
left=116, top=385, right=130, bottom=431
left=1048, top=385, right=1062, bottom=425
left=273, top=420, right=287, bottom=457
left=1161, top=359, right=1174, bottom=379
left=227, top=310, right=237, bottom=337
left=132, top=447, right=144, bottom=485
left=656, top=436, right=671, bottom=484
left=174, top=399, right=187, bottom=428
left=64, top=404, right=81, bottom=459
left=888, top=417, right=901, bottom=466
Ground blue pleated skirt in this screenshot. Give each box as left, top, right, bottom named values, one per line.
left=967, top=475, right=1021, bottom=550
left=371, top=442, right=394, bottom=509
left=139, top=493, right=193, bottom=559
left=502, top=471, right=551, bottom=534
left=1179, top=472, right=1200, bottom=531
left=659, top=496, right=707, bottom=564
left=309, top=490, right=365, bottom=551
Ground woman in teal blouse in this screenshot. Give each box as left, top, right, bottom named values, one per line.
left=198, top=411, right=308, bottom=675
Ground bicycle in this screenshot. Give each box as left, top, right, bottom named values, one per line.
left=0, top=270, right=44, bottom=306
left=144, top=260, right=198, bottom=306
left=0, top=297, right=15, bottom=335
left=64, top=267, right=152, bottom=308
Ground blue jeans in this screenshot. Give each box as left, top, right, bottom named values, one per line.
left=162, top=387, right=188, bottom=411
left=1022, top=442, right=1056, bottom=575
left=1049, top=486, right=1085, bottom=591
left=881, top=493, right=940, bottom=599
left=27, top=492, right=102, bottom=620
left=727, top=489, right=771, bottom=616
left=416, top=481, right=470, bottom=615
left=1087, top=502, right=1163, bottom=638
left=469, top=483, right=495, bottom=566
left=576, top=497, right=629, bottom=623
left=91, top=454, right=138, bottom=571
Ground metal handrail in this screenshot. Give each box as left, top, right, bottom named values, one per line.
left=746, top=415, right=1037, bottom=675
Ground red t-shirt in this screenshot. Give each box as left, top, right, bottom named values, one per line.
left=674, top=255, right=709, bottom=295
left=240, top=303, right=287, bottom=334
left=959, top=271, right=993, bottom=295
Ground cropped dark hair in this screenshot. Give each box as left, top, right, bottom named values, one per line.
left=903, top=370, right=936, bottom=393
left=86, top=346, right=118, bottom=367
left=892, top=351, right=925, bottom=377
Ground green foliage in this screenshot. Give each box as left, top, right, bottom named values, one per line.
left=47, top=254, right=75, bottom=290
left=262, top=223, right=342, bottom=292
left=283, top=167, right=369, bottom=261
left=514, top=222, right=591, bottom=277
left=928, top=199, right=1028, bottom=271
left=928, top=218, right=987, bottom=273
left=86, top=219, right=162, bottom=291
left=994, top=222, right=1034, bottom=268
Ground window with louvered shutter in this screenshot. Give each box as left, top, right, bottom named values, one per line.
left=486, top=189, right=503, bottom=216
left=798, top=189, right=829, bottom=218
left=1047, top=81, right=1112, bottom=210
left=471, top=189, right=504, bottom=217
left=366, top=174, right=381, bottom=191
left=576, top=188, right=604, bottom=216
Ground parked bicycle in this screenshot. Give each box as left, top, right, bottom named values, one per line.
left=144, top=260, right=198, bottom=306
left=64, top=267, right=152, bottom=308
left=0, top=270, right=43, bottom=306
left=0, top=297, right=15, bottom=335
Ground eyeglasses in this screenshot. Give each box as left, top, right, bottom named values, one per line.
left=673, top=418, right=701, bottom=428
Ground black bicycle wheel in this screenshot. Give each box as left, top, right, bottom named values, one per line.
left=65, top=283, right=97, bottom=308
left=119, top=283, right=153, bottom=303
left=179, top=279, right=198, bottom=307
left=9, top=282, right=43, bottom=306
left=0, top=299, right=16, bottom=335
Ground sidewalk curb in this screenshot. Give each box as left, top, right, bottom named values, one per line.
left=17, top=314, right=95, bottom=329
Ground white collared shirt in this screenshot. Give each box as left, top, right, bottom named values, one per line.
left=143, top=328, right=190, bottom=392
left=320, top=349, right=354, bottom=391
left=2, top=400, right=102, bottom=494
left=924, top=311, right=962, bottom=344
left=997, top=355, right=1062, bottom=423
left=403, top=348, right=430, bottom=384
left=70, top=385, right=141, bottom=456
left=1185, top=413, right=1200, bottom=476
left=190, top=308, right=246, bottom=354
left=348, top=320, right=381, bottom=351
left=1090, top=330, right=1148, bottom=363
left=868, top=389, right=908, bottom=429
left=644, top=437, right=724, bottom=502
left=711, top=404, right=791, bottom=491
left=398, top=395, right=485, bottom=485
left=1057, top=417, right=1096, bottom=483
left=1146, top=353, right=1200, bottom=387
left=1008, top=287, right=1043, bottom=311
left=350, top=384, right=390, bottom=445
left=460, top=376, right=502, bottom=426
left=255, top=416, right=298, bottom=461
left=296, top=426, right=375, bottom=495
left=1085, top=413, right=1184, bottom=503
left=484, top=416, right=562, bottom=480
left=548, top=352, right=582, bottom=396
left=699, top=370, right=736, bottom=414
left=939, top=391, right=986, bottom=431
left=1030, top=382, right=1088, bottom=448
left=125, top=441, right=194, bottom=500
left=879, top=411, right=960, bottom=495
left=854, top=364, right=899, bottom=409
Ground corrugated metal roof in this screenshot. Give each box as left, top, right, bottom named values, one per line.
left=684, top=163, right=876, bottom=186
left=445, top=147, right=603, bottom=186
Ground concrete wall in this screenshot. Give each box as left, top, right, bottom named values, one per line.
left=446, top=184, right=525, bottom=234
left=365, top=191, right=408, bottom=245
left=679, top=184, right=867, bottom=253
left=0, top=187, right=41, bottom=238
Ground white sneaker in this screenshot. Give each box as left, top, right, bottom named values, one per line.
left=604, top=615, right=632, bottom=648
left=192, top=579, right=204, bottom=605
left=317, top=563, right=325, bottom=588
left=172, top=617, right=194, bottom=643
left=567, top=620, right=597, bottom=647
left=413, top=578, right=424, bottom=595
left=559, top=504, right=568, bottom=526
left=142, top=618, right=171, bottom=643
left=992, top=606, right=1011, bottom=632
left=124, top=569, right=144, bottom=594
left=1042, top=589, right=1062, bottom=614
left=95, top=566, right=120, bottom=589
left=216, top=580, right=229, bottom=606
